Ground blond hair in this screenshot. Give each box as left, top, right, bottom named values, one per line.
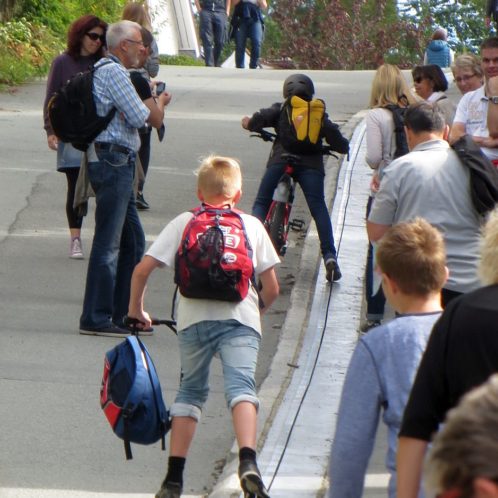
left=451, top=53, right=483, bottom=79
left=479, top=207, right=498, bottom=285
left=122, top=2, right=152, bottom=31
left=376, top=218, right=447, bottom=296
left=369, top=64, right=418, bottom=108
left=425, top=374, right=498, bottom=496
left=196, top=155, right=242, bottom=200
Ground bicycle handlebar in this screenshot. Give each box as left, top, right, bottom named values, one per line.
left=250, top=129, right=338, bottom=158
left=123, top=315, right=177, bottom=334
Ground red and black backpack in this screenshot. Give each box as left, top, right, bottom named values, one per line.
left=174, top=205, right=255, bottom=302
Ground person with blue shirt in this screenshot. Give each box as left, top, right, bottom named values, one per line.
left=328, top=218, right=447, bottom=498
left=195, top=0, right=230, bottom=67
left=232, top=0, right=267, bottom=69
left=79, top=20, right=169, bottom=337
left=424, top=28, right=453, bottom=68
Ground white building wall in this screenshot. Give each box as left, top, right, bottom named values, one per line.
left=149, top=0, right=200, bottom=57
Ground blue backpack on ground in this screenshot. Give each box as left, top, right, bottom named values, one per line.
left=100, top=335, right=170, bottom=460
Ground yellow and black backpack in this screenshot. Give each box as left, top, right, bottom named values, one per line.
left=278, top=96, right=326, bottom=154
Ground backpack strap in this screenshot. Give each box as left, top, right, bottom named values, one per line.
left=136, top=337, right=168, bottom=452
left=121, top=336, right=149, bottom=460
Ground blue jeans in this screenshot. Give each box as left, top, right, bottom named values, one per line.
left=199, top=9, right=227, bottom=67
left=235, top=17, right=263, bottom=69
left=252, top=163, right=337, bottom=262
left=170, top=320, right=260, bottom=421
left=80, top=149, right=145, bottom=329
left=365, top=196, right=385, bottom=320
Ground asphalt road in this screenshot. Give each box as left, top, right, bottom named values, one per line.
left=0, top=67, right=375, bottom=497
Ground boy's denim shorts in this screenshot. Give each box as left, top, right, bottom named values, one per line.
left=170, top=319, right=261, bottom=421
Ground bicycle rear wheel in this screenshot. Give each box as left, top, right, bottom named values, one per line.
left=266, top=201, right=288, bottom=256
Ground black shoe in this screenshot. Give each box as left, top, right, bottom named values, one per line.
left=155, top=481, right=182, bottom=498
left=136, top=192, right=150, bottom=210
left=325, top=258, right=342, bottom=282
left=79, top=324, right=131, bottom=338
left=238, top=460, right=270, bottom=498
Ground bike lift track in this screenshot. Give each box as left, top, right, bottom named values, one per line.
left=211, top=115, right=376, bottom=498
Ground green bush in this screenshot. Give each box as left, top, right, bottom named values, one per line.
left=0, top=18, right=62, bottom=86
left=158, top=54, right=204, bottom=66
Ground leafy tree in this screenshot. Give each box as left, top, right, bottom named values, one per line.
left=399, top=0, right=488, bottom=55
left=268, top=0, right=423, bottom=69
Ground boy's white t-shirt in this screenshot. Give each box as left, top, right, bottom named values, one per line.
left=146, top=210, right=280, bottom=334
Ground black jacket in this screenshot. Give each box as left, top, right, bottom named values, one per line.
left=247, top=101, right=349, bottom=170
left=400, top=285, right=498, bottom=441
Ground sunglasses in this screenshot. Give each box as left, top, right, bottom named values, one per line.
left=86, top=32, right=105, bottom=43
left=454, top=74, right=477, bottom=83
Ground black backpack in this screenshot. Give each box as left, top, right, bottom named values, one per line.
left=48, top=60, right=116, bottom=152
left=451, top=134, right=498, bottom=216
left=384, top=104, right=409, bottom=159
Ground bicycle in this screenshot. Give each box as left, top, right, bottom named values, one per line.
left=252, top=129, right=336, bottom=257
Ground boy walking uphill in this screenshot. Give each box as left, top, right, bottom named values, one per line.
left=328, top=218, right=448, bottom=498
left=241, top=73, right=349, bottom=282
left=128, top=155, right=280, bottom=498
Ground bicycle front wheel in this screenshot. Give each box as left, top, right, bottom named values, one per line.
left=266, top=201, right=288, bottom=256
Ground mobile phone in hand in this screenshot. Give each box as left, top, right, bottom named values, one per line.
left=155, top=82, right=166, bottom=96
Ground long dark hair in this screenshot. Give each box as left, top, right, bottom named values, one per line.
left=67, top=14, right=108, bottom=59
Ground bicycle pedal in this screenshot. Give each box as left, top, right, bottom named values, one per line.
left=289, top=218, right=305, bottom=231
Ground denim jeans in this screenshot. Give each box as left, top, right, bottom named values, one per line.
left=80, top=148, right=145, bottom=329
left=365, top=196, right=386, bottom=321
left=235, top=17, right=263, bottom=69
left=252, top=163, right=337, bottom=262
left=170, top=319, right=260, bottom=421
left=199, top=9, right=227, bottom=67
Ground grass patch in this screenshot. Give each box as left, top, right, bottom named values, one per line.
left=158, top=53, right=205, bottom=66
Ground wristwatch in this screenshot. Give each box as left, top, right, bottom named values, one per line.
left=490, top=96, right=498, bottom=104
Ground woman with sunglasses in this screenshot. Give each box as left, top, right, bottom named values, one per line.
left=451, top=54, right=484, bottom=95
left=412, top=64, right=456, bottom=126
left=43, top=14, right=107, bottom=259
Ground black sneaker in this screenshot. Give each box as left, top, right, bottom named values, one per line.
left=325, top=258, right=342, bottom=282
left=136, top=192, right=150, bottom=210
left=155, top=481, right=182, bottom=498
left=238, top=460, right=270, bottom=498
left=79, top=324, right=131, bottom=338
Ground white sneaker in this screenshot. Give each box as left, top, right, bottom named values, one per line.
left=70, top=237, right=83, bottom=259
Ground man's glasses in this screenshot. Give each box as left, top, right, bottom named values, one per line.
left=454, top=74, right=477, bottom=83
left=125, top=39, right=144, bottom=46
left=86, top=32, right=105, bottom=43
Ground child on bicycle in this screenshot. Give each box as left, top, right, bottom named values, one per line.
left=241, top=73, right=350, bottom=281
left=127, top=155, right=280, bottom=498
